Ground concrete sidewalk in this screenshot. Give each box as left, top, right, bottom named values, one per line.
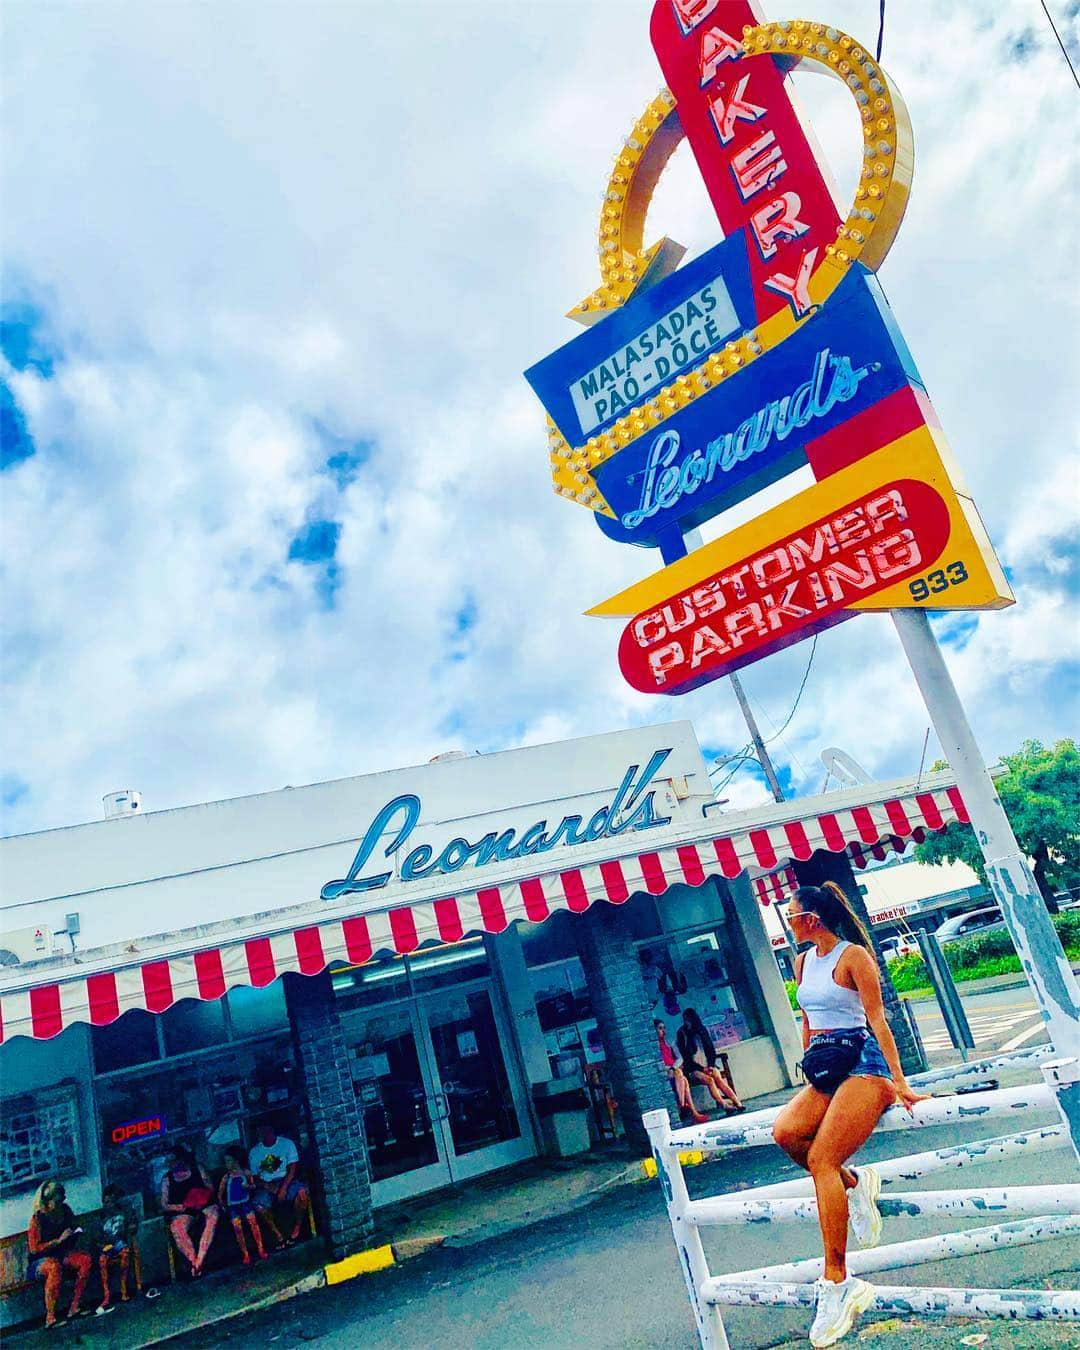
left=1, top=1147, right=650, bottom=1348
left=5, top=1062, right=1074, bottom=1347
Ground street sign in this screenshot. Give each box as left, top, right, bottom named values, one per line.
left=588, top=424, right=1011, bottom=694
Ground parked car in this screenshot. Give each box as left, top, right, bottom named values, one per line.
left=933, top=906, right=1007, bottom=944
left=879, top=934, right=919, bottom=960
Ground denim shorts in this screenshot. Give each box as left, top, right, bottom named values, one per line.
left=254, top=1180, right=303, bottom=1208
left=849, top=1031, right=892, bottom=1081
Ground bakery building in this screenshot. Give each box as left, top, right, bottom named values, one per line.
left=0, top=721, right=969, bottom=1310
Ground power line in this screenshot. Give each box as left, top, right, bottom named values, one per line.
left=1039, top=0, right=1080, bottom=89
left=764, top=635, right=818, bottom=746
left=876, top=0, right=886, bottom=62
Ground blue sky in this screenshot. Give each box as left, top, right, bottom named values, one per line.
left=2, top=0, right=1078, bottom=835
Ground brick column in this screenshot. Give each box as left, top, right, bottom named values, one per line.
left=574, top=900, right=671, bottom=1153
left=283, top=971, right=375, bottom=1259
left=792, top=851, right=927, bottom=1077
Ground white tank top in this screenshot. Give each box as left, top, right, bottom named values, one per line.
left=796, top=940, right=866, bottom=1030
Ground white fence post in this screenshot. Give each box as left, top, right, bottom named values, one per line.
left=891, top=610, right=1080, bottom=1104
left=644, top=1048, right=1080, bottom=1345
left=642, top=1109, right=730, bottom=1350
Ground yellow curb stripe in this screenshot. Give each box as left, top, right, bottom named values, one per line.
left=325, top=1244, right=395, bottom=1285
left=640, top=1149, right=708, bottom=1180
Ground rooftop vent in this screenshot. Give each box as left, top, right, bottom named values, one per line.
left=103, top=789, right=142, bottom=819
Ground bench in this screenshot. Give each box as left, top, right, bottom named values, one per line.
left=1, top=1213, right=143, bottom=1307
left=0, top=1231, right=31, bottom=1300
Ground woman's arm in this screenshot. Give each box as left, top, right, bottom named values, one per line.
left=161, top=1175, right=181, bottom=1214
left=794, top=951, right=810, bottom=1052
left=27, top=1212, right=71, bottom=1256
left=847, top=947, right=929, bottom=1113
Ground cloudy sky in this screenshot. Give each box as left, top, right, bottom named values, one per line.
left=2, top=0, right=1078, bottom=835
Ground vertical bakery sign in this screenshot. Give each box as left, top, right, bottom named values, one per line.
left=524, top=0, right=1011, bottom=696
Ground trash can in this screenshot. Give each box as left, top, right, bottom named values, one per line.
left=533, top=1071, right=591, bottom=1157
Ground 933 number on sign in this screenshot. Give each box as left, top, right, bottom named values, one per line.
left=909, top=559, right=969, bottom=602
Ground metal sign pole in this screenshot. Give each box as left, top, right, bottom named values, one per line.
left=891, top=609, right=1080, bottom=1142
left=914, top=929, right=975, bottom=1061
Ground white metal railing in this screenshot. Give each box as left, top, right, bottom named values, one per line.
left=643, top=1049, right=1080, bottom=1349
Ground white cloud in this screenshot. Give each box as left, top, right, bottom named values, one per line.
left=2, top=0, right=1078, bottom=834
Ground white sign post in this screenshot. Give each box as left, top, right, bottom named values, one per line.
left=892, top=609, right=1080, bottom=1151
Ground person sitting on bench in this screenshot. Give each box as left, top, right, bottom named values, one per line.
left=249, top=1123, right=311, bottom=1246
left=26, top=1180, right=93, bottom=1327
left=97, top=1184, right=138, bottom=1308
left=160, top=1145, right=219, bottom=1278
left=676, top=1008, right=745, bottom=1113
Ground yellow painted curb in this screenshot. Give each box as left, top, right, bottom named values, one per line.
left=640, top=1149, right=706, bottom=1180
left=325, top=1244, right=395, bottom=1285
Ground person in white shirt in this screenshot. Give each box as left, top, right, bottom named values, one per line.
left=249, top=1123, right=312, bottom=1246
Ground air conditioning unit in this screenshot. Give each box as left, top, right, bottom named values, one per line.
left=0, top=925, right=56, bottom=967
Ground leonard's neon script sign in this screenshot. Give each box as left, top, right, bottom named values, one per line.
left=321, top=751, right=674, bottom=900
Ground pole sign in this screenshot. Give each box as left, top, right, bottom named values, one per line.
left=589, top=426, right=1010, bottom=693
left=529, top=263, right=924, bottom=550
left=649, top=0, right=843, bottom=326
left=525, top=5, right=1011, bottom=697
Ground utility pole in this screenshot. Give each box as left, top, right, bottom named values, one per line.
left=728, top=671, right=785, bottom=804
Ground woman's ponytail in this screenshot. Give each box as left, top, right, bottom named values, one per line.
left=796, top=880, right=875, bottom=950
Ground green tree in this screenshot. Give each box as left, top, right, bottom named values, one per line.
left=914, top=739, right=1080, bottom=912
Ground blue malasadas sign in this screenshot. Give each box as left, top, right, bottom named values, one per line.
left=527, top=247, right=923, bottom=553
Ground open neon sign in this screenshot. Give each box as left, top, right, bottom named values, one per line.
left=110, top=1115, right=165, bottom=1145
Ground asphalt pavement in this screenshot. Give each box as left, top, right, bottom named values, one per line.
left=164, top=1085, right=1080, bottom=1350
left=908, top=982, right=1049, bottom=1064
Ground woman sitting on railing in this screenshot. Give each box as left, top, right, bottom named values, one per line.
left=771, top=882, right=928, bottom=1349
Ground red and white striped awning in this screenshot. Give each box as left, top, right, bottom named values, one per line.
left=0, top=782, right=968, bottom=1043
left=751, top=827, right=933, bottom=907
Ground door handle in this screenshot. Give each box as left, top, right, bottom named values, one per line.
left=427, top=1091, right=449, bottom=1123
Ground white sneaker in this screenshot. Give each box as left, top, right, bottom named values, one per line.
left=847, top=1165, right=883, bottom=1248
left=809, top=1276, right=875, bottom=1347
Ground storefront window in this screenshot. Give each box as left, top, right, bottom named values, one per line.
left=227, top=981, right=288, bottom=1039
left=0, top=1083, right=83, bottom=1195
left=639, top=918, right=764, bottom=1051
left=407, top=938, right=489, bottom=995
left=92, top=1008, right=161, bottom=1075
left=527, top=958, right=603, bottom=1076
left=332, top=956, right=410, bottom=1010
left=96, top=1032, right=301, bottom=1213
left=162, top=997, right=228, bottom=1057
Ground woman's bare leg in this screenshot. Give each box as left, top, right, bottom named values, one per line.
left=772, top=1086, right=857, bottom=1188
left=194, top=1207, right=219, bottom=1270
left=170, top=1215, right=197, bottom=1267
left=246, top=1212, right=268, bottom=1259
left=709, top=1068, right=743, bottom=1108
left=64, top=1252, right=92, bottom=1316
left=807, top=1076, right=896, bottom=1282
left=693, top=1069, right=727, bottom=1104
left=39, top=1257, right=62, bottom=1326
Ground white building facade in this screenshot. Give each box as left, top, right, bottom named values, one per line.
left=0, top=721, right=970, bottom=1318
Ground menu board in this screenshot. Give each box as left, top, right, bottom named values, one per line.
left=0, top=1082, right=83, bottom=1195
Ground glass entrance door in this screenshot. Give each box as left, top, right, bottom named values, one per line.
left=421, top=986, right=533, bottom=1182
left=345, top=1003, right=451, bottom=1205
left=344, top=982, right=534, bottom=1207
